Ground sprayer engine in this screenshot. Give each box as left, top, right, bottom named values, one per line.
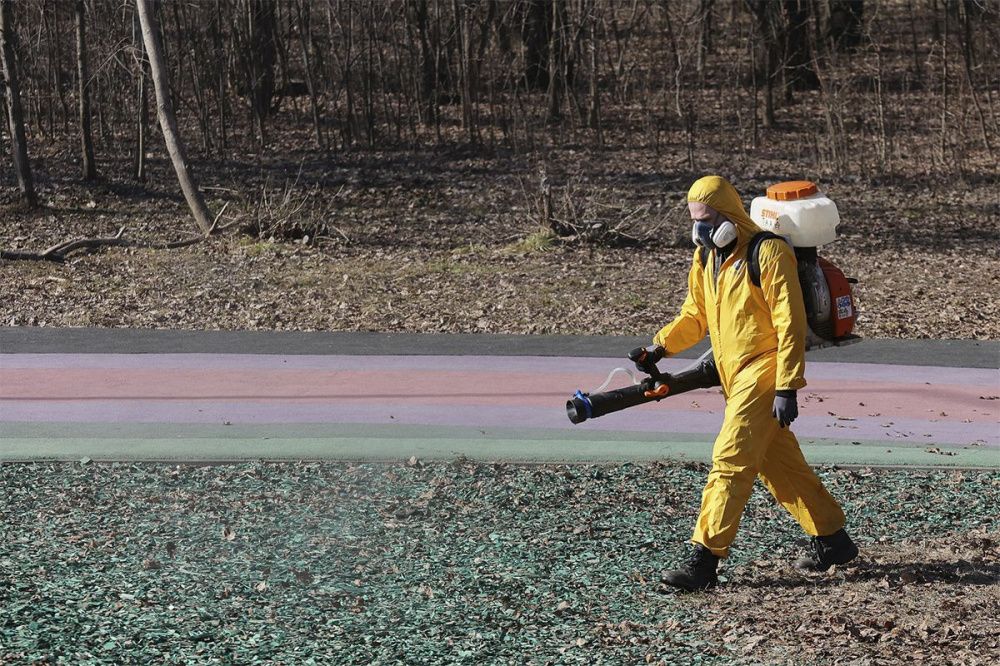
left=750, top=180, right=860, bottom=349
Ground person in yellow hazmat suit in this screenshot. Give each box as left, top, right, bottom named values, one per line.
left=651, top=175, right=858, bottom=591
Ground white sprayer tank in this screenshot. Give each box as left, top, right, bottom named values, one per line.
left=749, top=181, right=839, bottom=248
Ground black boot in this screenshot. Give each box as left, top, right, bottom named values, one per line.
left=661, top=544, right=719, bottom=591
left=794, top=528, right=859, bottom=572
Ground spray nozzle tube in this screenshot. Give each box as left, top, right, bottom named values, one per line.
left=566, top=348, right=721, bottom=424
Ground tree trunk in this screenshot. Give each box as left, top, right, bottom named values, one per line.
left=938, top=1, right=949, bottom=165
left=250, top=0, right=277, bottom=141
left=523, top=0, right=551, bottom=90
left=0, top=0, right=37, bottom=207
left=132, top=7, right=148, bottom=183
left=745, top=0, right=779, bottom=127
left=749, top=11, right=759, bottom=147
left=452, top=0, right=475, bottom=141
left=135, top=67, right=148, bottom=182
left=212, top=0, right=228, bottom=150
left=828, top=0, right=863, bottom=51
left=136, top=0, right=214, bottom=233
left=587, top=11, right=601, bottom=142
left=232, top=0, right=277, bottom=147
left=697, top=0, right=714, bottom=76
left=411, top=0, right=436, bottom=125
left=783, top=0, right=818, bottom=99
left=296, top=0, right=324, bottom=149
left=546, top=0, right=563, bottom=121
left=75, top=0, right=97, bottom=180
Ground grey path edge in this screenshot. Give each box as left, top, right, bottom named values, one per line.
left=2, top=327, right=999, bottom=368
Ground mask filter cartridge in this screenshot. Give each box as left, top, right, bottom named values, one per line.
left=692, top=220, right=737, bottom=250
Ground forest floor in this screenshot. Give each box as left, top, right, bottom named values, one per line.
left=1, top=140, right=998, bottom=340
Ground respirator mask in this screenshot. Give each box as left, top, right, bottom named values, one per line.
left=692, top=218, right=737, bottom=250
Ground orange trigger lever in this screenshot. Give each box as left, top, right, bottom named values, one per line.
left=644, top=384, right=670, bottom=399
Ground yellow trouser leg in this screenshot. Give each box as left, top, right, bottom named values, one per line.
left=757, top=428, right=846, bottom=537
left=691, top=369, right=774, bottom=558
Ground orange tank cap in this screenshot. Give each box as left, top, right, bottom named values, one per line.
left=766, top=180, right=818, bottom=201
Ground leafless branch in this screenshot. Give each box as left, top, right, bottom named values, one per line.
left=0, top=224, right=224, bottom=263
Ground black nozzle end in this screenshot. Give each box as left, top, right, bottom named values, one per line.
left=566, top=394, right=591, bottom=424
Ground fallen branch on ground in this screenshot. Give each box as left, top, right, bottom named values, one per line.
left=0, top=208, right=228, bottom=263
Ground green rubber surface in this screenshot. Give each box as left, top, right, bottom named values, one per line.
left=2, top=422, right=994, bottom=467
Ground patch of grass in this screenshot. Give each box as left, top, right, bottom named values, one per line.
left=423, top=258, right=469, bottom=274
left=288, top=273, right=324, bottom=288
left=238, top=237, right=276, bottom=257
left=396, top=254, right=506, bottom=279
left=624, top=292, right=645, bottom=310
left=449, top=242, right=489, bottom=258
left=504, top=227, right=558, bottom=255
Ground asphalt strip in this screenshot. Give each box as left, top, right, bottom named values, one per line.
left=2, top=327, right=999, bottom=368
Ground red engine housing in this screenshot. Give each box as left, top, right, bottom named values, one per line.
left=818, top=257, right=857, bottom=339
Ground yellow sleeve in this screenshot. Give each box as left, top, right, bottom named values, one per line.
left=758, top=240, right=807, bottom=391
left=653, top=249, right=708, bottom=354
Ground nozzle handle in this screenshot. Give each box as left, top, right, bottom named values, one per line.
left=629, top=345, right=666, bottom=380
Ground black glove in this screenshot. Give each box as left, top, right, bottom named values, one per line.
left=772, top=389, right=798, bottom=428
left=629, top=345, right=665, bottom=375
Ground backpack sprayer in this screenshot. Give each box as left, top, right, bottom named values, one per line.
left=752, top=181, right=860, bottom=348
left=567, top=180, right=860, bottom=425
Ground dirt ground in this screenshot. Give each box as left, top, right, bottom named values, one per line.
left=2, top=143, right=998, bottom=340
left=701, top=533, right=1000, bottom=665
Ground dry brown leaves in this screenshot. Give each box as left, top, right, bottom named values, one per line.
left=700, top=531, right=1000, bottom=665
left=1, top=147, right=997, bottom=339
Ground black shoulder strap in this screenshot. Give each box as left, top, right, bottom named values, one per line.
left=748, top=231, right=785, bottom=288
left=697, top=246, right=709, bottom=269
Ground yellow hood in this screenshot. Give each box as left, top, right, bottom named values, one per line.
left=687, top=175, right=760, bottom=242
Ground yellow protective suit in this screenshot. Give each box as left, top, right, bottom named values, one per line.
left=654, top=175, right=845, bottom=558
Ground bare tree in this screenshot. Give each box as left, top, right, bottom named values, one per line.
left=131, top=6, right=148, bottom=183
left=75, top=0, right=97, bottom=180
left=586, top=6, right=601, bottom=143
left=452, top=0, right=473, bottom=139
left=231, top=0, right=277, bottom=146
left=295, top=0, right=324, bottom=149
left=136, top=0, right=215, bottom=233
left=409, top=0, right=437, bottom=126
left=829, top=0, right=863, bottom=50
left=744, top=0, right=780, bottom=127
left=2, top=0, right=997, bottom=187
left=782, top=0, right=818, bottom=99
left=546, top=0, right=565, bottom=122
left=0, top=0, right=37, bottom=207
left=523, top=0, right=551, bottom=90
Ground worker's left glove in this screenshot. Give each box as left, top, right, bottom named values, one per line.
left=772, top=390, right=798, bottom=428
